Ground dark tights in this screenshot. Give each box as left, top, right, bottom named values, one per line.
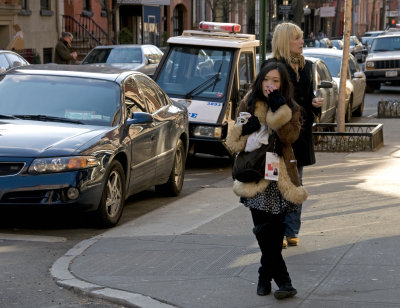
left=250, top=208, right=291, bottom=286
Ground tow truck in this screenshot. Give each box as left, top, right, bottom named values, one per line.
left=153, top=21, right=259, bottom=157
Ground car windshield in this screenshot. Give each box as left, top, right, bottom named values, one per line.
left=307, top=54, right=342, bottom=77
left=83, top=47, right=142, bottom=64
left=156, top=46, right=233, bottom=100
left=370, top=36, right=400, bottom=52
left=0, top=75, right=121, bottom=126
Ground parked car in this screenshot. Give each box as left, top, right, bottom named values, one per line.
left=82, top=44, right=164, bottom=76
left=0, top=50, right=29, bottom=72
left=304, top=56, right=339, bottom=123
left=361, top=30, right=385, bottom=51
left=303, top=48, right=367, bottom=122
left=349, top=36, right=367, bottom=62
left=0, top=65, right=189, bottom=227
left=331, top=39, right=343, bottom=50
left=364, top=33, right=400, bottom=92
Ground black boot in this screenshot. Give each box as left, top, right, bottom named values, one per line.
left=274, top=282, right=297, bottom=299
left=257, top=279, right=271, bottom=296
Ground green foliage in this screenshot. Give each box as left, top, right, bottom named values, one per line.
left=119, top=27, right=133, bottom=44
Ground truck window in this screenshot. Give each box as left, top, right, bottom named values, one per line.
left=238, top=51, right=255, bottom=97
left=157, top=46, right=234, bottom=101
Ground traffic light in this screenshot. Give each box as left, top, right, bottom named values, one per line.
left=389, top=17, right=397, bottom=27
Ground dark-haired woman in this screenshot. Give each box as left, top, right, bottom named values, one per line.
left=226, top=62, right=308, bottom=299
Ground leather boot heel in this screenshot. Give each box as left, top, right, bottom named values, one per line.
left=257, top=279, right=271, bottom=296
left=274, top=282, right=297, bottom=299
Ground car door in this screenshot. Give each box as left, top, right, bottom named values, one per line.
left=123, top=76, right=157, bottom=194
left=348, top=55, right=366, bottom=110
left=134, top=74, right=175, bottom=181
left=315, top=60, right=337, bottom=122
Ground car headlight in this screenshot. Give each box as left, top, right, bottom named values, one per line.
left=192, top=125, right=222, bottom=138
left=365, top=61, right=375, bottom=69
left=29, top=156, right=100, bottom=174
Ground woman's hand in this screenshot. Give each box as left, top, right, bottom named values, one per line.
left=312, top=97, right=324, bottom=108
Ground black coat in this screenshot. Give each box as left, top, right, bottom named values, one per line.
left=262, top=58, right=320, bottom=166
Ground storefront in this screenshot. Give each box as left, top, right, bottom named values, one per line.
left=116, top=0, right=170, bottom=45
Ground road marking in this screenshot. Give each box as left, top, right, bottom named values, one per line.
left=0, top=233, right=66, bottom=242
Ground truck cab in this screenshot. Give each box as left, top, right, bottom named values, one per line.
left=153, top=22, right=259, bottom=157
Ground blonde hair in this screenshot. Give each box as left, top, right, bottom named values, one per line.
left=271, top=22, right=304, bottom=65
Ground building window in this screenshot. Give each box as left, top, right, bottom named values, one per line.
left=40, top=0, right=50, bottom=10
left=100, top=0, right=107, bottom=17
left=82, top=0, right=94, bottom=17
left=19, top=0, right=32, bottom=16
left=40, top=0, right=54, bottom=16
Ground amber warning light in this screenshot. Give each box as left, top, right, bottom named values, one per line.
left=199, top=21, right=241, bottom=33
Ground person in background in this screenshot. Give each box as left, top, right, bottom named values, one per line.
left=262, top=22, right=323, bottom=248
left=316, top=30, right=326, bottom=40
left=226, top=61, right=307, bottom=299
left=308, top=31, right=315, bottom=39
left=55, top=32, right=77, bottom=64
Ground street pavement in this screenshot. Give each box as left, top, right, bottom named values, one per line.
left=51, top=116, right=400, bottom=308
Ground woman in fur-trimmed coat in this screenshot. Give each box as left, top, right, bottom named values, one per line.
left=226, top=62, right=307, bottom=300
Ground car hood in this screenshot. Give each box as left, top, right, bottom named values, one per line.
left=84, top=63, right=144, bottom=71
left=0, top=120, right=112, bottom=157
left=367, top=50, right=400, bottom=61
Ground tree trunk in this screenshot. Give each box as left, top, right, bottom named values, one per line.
left=336, top=0, right=352, bottom=133
left=292, top=0, right=304, bottom=27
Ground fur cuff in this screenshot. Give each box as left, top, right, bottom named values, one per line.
left=226, top=124, right=248, bottom=153
left=266, top=104, right=292, bottom=131
left=233, top=179, right=270, bottom=198
left=277, top=157, right=308, bottom=205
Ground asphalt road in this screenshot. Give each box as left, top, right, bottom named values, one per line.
left=0, top=83, right=398, bottom=307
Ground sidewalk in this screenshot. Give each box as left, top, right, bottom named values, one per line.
left=51, top=117, right=400, bottom=308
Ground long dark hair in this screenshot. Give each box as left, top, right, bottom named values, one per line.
left=245, top=61, right=294, bottom=114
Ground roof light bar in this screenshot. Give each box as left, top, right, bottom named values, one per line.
left=199, top=21, right=241, bottom=33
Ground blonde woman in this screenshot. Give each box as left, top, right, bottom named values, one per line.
left=262, top=22, right=323, bottom=248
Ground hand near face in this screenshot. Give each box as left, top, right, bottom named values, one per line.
left=312, top=97, right=324, bottom=108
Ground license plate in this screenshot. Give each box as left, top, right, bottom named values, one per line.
left=385, top=70, right=398, bottom=77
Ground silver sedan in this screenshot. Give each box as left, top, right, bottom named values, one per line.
left=303, top=48, right=367, bottom=122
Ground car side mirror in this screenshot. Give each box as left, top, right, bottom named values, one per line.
left=353, top=71, right=364, bottom=78
left=318, top=81, right=333, bottom=89
left=126, top=112, right=153, bottom=125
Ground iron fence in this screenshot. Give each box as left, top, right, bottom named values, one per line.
left=378, top=99, right=400, bottom=118
left=313, top=123, right=384, bottom=152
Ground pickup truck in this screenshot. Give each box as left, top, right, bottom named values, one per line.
left=153, top=22, right=259, bottom=157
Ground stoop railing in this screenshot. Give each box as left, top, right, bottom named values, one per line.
left=62, top=15, right=112, bottom=60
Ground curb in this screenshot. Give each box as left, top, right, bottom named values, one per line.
left=50, top=237, right=177, bottom=308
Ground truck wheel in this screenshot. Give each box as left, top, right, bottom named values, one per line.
left=156, top=139, right=186, bottom=196
left=94, top=161, right=125, bottom=228
left=353, top=94, right=365, bottom=117
left=366, top=82, right=380, bottom=93
left=345, top=99, right=352, bottom=123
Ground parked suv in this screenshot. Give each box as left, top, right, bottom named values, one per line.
left=364, top=33, right=400, bottom=92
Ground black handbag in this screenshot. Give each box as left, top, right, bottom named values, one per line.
left=232, top=144, right=269, bottom=183
left=232, top=133, right=279, bottom=183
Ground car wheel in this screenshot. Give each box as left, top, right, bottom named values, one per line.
left=352, top=94, right=365, bottom=117
left=366, top=82, right=380, bottom=93
left=94, top=161, right=125, bottom=228
left=345, top=99, right=352, bottom=123
left=156, top=139, right=186, bottom=196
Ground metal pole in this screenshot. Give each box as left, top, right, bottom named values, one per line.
left=259, top=0, right=266, bottom=72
